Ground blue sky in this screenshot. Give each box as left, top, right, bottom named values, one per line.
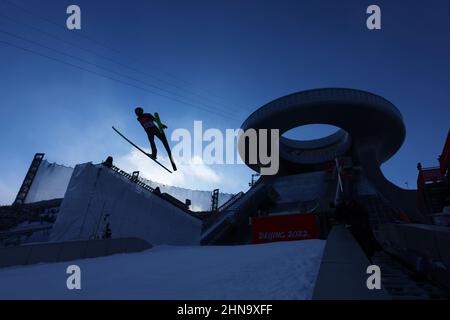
left=0, top=0, right=449, bottom=205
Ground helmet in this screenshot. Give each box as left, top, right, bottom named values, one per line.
left=135, top=107, right=144, bottom=116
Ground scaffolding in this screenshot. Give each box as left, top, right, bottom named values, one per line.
left=211, top=189, right=219, bottom=212
left=13, top=153, right=45, bottom=206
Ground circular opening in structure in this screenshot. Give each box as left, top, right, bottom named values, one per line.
left=282, top=124, right=341, bottom=141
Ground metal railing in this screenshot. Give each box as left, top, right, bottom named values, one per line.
left=218, top=192, right=244, bottom=211
left=110, top=165, right=155, bottom=193
left=107, top=164, right=200, bottom=218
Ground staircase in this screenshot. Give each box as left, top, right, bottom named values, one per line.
left=372, top=251, right=449, bottom=300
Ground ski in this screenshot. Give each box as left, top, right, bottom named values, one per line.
left=112, top=126, right=173, bottom=173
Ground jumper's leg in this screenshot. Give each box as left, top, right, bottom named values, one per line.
left=157, top=132, right=177, bottom=171
left=147, top=131, right=157, bottom=159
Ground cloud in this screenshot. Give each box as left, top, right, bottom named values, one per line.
left=0, top=180, right=16, bottom=206
left=115, top=148, right=222, bottom=191
left=47, top=116, right=127, bottom=167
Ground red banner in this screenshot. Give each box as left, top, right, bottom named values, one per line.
left=252, top=214, right=319, bottom=244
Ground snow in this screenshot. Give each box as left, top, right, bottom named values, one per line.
left=0, top=240, right=325, bottom=300
left=50, top=163, right=202, bottom=245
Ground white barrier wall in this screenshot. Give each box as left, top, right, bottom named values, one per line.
left=141, top=178, right=233, bottom=211
left=24, top=159, right=232, bottom=211
left=50, top=163, right=202, bottom=245
left=24, top=160, right=74, bottom=203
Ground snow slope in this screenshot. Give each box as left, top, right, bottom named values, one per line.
left=0, top=240, right=325, bottom=300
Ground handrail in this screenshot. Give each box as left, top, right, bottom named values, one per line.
left=218, top=192, right=244, bottom=211
left=110, top=165, right=155, bottom=192
left=106, top=164, right=200, bottom=218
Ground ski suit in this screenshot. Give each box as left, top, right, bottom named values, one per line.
left=137, top=113, right=175, bottom=167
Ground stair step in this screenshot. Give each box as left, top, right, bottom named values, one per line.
left=371, top=252, right=449, bottom=300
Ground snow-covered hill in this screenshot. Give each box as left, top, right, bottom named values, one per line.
left=0, top=240, right=325, bottom=300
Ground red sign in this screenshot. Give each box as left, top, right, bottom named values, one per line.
left=252, top=214, right=319, bottom=244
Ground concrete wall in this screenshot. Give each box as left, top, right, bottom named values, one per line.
left=0, top=238, right=151, bottom=268
left=312, top=225, right=390, bottom=299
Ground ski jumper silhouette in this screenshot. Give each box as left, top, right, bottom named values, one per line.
left=135, top=107, right=177, bottom=171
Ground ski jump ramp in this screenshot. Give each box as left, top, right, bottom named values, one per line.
left=50, top=163, right=202, bottom=245
left=239, top=88, right=425, bottom=222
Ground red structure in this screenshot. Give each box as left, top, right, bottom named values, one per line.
left=439, top=130, right=450, bottom=175
left=417, top=167, right=443, bottom=192
left=417, top=130, right=450, bottom=214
